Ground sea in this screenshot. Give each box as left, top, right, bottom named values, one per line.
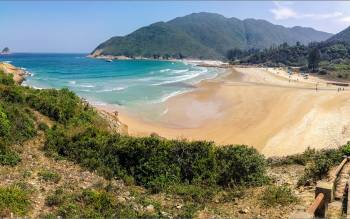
left=0, top=53, right=222, bottom=119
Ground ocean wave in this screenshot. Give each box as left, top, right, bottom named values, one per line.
left=152, top=72, right=200, bottom=86
left=79, top=89, right=91, bottom=92
left=160, top=68, right=171, bottom=73
left=171, top=69, right=189, bottom=74
left=78, top=84, right=95, bottom=88
left=152, top=90, right=190, bottom=103
left=96, top=87, right=126, bottom=93
left=3, top=61, right=12, bottom=63
left=161, top=107, right=169, bottom=116
left=69, top=80, right=76, bottom=85
left=32, top=86, right=44, bottom=90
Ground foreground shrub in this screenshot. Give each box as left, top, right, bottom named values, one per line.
left=342, top=143, right=350, bottom=156
left=0, top=70, right=15, bottom=86
left=2, top=104, right=36, bottom=144
left=45, top=127, right=269, bottom=191
left=298, top=148, right=343, bottom=186
left=267, top=147, right=318, bottom=166
left=0, top=106, right=10, bottom=137
left=216, top=145, right=268, bottom=186
left=0, top=185, right=31, bottom=216
left=260, top=185, right=298, bottom=207
left=26, top=88, right=78, bottom=123
left=0, top=147, right=21, bottom=166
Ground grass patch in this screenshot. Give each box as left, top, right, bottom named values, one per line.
left=0, top=149, right=21, bottom=166
left=45, top=188, right=143, bottom=218
left=165, top=184, right=219, bottom=203
left=0, top=185, right=31, bottom=216
left=260, top=185, right=298, bottom=207
left=38, top=169, right=61, bottom=183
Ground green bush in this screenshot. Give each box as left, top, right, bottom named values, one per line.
left=26, top=88, right=83, bottom=123
left=38, top=122, right=49, bottom=131
left=260, top=185, right=298, bottom=207
left=216, top=145, right=268, bottom=186
left=0, top=185, right=31, bottom=216
left=0, top=103, right=36, bottom=144
left=38, top=169, right=61, bottom=183
left=0, top=86, right=25, bottom=103
left=177, top=203, right=203, bottom=218
left=298, top=149, right=343, bottom=186
left=342, top=143, right=350, bottom=156
left=0, top=148, right=21, bottom=166
left=0, top=106, right=10, bottom=137
left=45, top=127, right=269, bottom=191
left=267, top=147, right=318, bottom=166
left=0, top=70, right=15, bottom=86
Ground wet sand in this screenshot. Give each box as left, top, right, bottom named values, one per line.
left=99, top=67, right=350, bottom=157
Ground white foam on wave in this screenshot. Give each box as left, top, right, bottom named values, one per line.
left=96, top=87, right=126, bottom=93
left=172, top=69, right=189, bottom=74
left=161, top=107, right=169, bottom=116
left=152, top=90, right=191, bottom=103
left=152, top=72, right=200, bottom=86
left=3, top=61, right=12, bottom=63
left=78, top=84, right=95, bottom=88
left=160, top=68, right=171, bottom=73
left=69, top=80, right=76, bottom=85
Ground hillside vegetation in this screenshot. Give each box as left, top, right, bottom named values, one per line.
left=228, top=40, right=350, bottom=80
left=91, top=12, right=332, bottom=60
left=1, top=68, right=350, bottom=217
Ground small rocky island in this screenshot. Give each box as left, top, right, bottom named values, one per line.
left=0, top=47, right=10, bottom=55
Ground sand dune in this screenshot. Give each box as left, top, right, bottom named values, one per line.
left=102, top=67, right=350, bottom=157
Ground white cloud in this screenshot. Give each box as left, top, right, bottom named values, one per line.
left=270, top=2, right=297, bottom=20
left=270, top=7, right=297, bottom=20
left=339, top=16, right=350, bottom=23
left=270, top=2, right=343, bottom=21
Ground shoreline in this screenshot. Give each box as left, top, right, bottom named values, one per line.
left=99, top=66, right=350, bottom=157
left=5, top=59, right=350, bottom=157
left=88, top=54, right=229, bottom=68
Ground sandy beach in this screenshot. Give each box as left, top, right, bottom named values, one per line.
left=99, top=66, right=350, bottom=157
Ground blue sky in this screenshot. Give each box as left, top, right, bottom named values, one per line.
left=1, top=1, right=350, bottom=53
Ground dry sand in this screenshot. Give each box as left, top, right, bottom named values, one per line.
left=99, top=67, right=350, bottom=157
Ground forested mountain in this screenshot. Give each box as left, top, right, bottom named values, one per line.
left=327, top=26, right=350, bottom=44
left=91, top=12, right=332, bottom=60
left=230, top=25, right=350, bottom=79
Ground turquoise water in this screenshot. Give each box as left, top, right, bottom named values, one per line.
left=0, top=53, right=221, bottom=117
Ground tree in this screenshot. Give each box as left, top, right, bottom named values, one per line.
left=308, top=48, right=321, bottom=72
left=226, top=48, right=243, bottom=61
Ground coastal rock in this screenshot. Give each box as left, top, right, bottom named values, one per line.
left=0, top=62, right=28, bottom=84
left=0, top=47, right=10, bottom=55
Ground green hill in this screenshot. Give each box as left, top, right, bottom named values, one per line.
left=91, top=12, right=332, bottom=60
left=326, top=26, right=350, bottom=44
